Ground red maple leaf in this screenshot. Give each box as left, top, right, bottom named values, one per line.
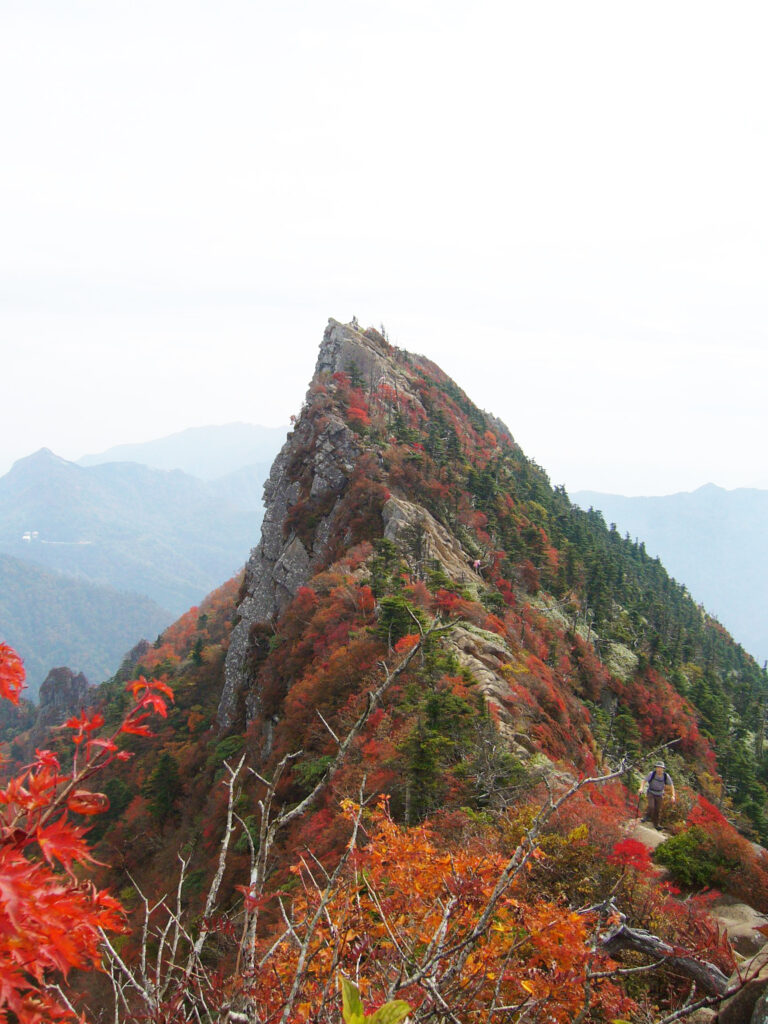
left=0, top=643, right=25, bottom=704
left=36, top=818, right=94, bottom=876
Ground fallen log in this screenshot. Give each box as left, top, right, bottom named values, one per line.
left=600, top=922, right=730, bottom=996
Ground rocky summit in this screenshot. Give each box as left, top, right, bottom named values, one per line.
left=215, top=319, right=765, bottom=841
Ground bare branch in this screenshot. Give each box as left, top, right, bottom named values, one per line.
left=277, top=802, right=366, bottom=1024
left=186, top=754, right=246, bottom=971
left=316, top=707, right=340, bottom=743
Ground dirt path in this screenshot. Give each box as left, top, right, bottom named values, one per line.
left=624, top=817, right=768, bottom=956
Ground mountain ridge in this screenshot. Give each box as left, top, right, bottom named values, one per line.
left=573, top=484, right=768, bottom=665
left=208, top=320, right=765, bottom=832
left=77, top=421, right=288, bottom=480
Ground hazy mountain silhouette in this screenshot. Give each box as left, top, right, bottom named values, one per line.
left=78, top=422, right=287, bottom=480
left=0, top=448, right=261, bottom=612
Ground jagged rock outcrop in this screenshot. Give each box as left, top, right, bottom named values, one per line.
left=314, top=318, right=401, bottom=387
left=217, top=315, right=549, bottom=751
left=117, top=638, right=153, bottom=675
left=33, top=666, right=90, bottom=734
left=382, top=496, right=478, bottom=587
left=218, top=320, right=398, bottom=730
left=448, top=625, right=531, bottom=755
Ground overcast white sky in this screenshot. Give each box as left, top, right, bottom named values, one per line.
left=1, top=1, right=766, bottom=495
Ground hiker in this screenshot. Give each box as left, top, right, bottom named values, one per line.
left=641, top=761, right=676, bottom=828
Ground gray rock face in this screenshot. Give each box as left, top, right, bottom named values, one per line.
left=315, top=319, right=394, bottom=387
left=382, top=496, right=476, bottom=586
left=720, top=958, right=768, bottom=1024
left=310, top=418, right=356, bottom=499
left=217, top=320, right=376, bottom=731
left=719, top=956, right=768, bottom=1024
left=34, top=666, right=90, bottom=733
left=709, top=896, right=768, bottom=957
left=449, top=625, right=532, bottom=759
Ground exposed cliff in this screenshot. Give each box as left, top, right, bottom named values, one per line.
left=218, top=318, right=527, bottom=737
left=220, top=319, right=438, bottom=730
left=31, top=666, right=91, bottom=742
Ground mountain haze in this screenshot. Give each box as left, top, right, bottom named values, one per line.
left=573, top=484, right=768, bottom=666
left=0, top=448, right=262, bottom=612
left=0, top=552, right=170, bottom=699
left=78, top=422, right=287, bottom=480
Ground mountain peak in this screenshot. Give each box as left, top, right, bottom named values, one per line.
left=12, top=447, right=73, bottom=470
left=693, top=482, right=724, bottom=494
left=315, top=318, right=393, bottom=380
left=207, top=317, right=766, bottom=856
left=217, top=319, right=515, bottom=730
left=5, top=448, right=79, bottom=486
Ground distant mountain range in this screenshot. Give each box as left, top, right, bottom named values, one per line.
left=572, top=484, right=768, bottom=667
left=0, top=448, right=264, bottom=611
left=78, top=422, right=288, bottom=481
left=0, top=426, right=288, bottom=697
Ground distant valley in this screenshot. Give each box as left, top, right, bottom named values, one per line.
left=0, top=553, right=170, bottom=697
left=0, top=424, right=287, bottom=697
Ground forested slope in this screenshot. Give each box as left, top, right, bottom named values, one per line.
left=573, top=483, right=768, bottom=666
left=0, top=553, right=171, bottom=698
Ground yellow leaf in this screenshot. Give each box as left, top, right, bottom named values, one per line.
left=341, top=976, right=364, bottom=1024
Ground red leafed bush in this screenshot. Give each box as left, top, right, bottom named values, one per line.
left=347, top=405, right=371, bottom=428
left=608, top=838, right=653, bottom=873
left=394, top=633, right=421, bottom=654
left=0, top=644, right=172, bottom=1021
left=687, top=794, right=729, bottom=829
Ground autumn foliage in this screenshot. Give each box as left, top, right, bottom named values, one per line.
left=246, top=799, right=636, bottom=1024
left=0, top=643, right=172, bottom=1023
left=6, top=327, right=767, bottom=1022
